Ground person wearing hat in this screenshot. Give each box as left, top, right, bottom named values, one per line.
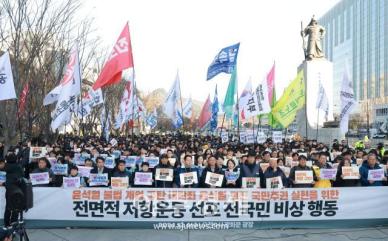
left=240, top=150, right=264, bottom=188
left=30, top=157, right=54, bottom=187
left=153, top=154, right=174, bottom=188
left=289, top=155, right=318, bottom=188
left=0, top=227, right=12, bottom=241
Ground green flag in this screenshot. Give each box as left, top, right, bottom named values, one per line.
left=223, top=68, right=237, bottom=119
left=272, top=70, right=305, bottom=128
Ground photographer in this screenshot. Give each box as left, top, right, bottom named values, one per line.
left=3, top=152, right=24, bottom=226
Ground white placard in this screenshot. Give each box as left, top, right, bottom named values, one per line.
left=155, top=168, right=174, bottom=181
left=266, top=176, right=283, bottom=189
left=272, top=131, right=282, bottom=143
left=368, top=169, right=385, bottom=181
left=30, top=172, right=50, bottom=185
left=29, top=147, right=47, bottom=159
left=256, top=131, right=266, bottom=144
left=205, top=172, right=224, bottom=187
left=111, top=177, right=129, bottom=189
left=179, top=172, right=198, bottom=186
left=295, top=170, right=313, bottom=184
left=77, top=166, right=92, bottom=178
left=63, top=177, right=81, bottom=188
left=342, top=166, right=360, bottom=179
left=89, top=173, right=109, bottom=186
left=134, top=172, right=153, bottom=186
left=242, top=177, right=260, bottom=188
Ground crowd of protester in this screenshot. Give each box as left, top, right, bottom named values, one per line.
left=0, top=133, right=387, bottom=189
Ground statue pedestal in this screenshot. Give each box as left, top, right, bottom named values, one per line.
left=296, top=59, right=343, bottom=143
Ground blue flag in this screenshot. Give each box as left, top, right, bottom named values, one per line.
left=207, top=43, right=240, bottom=81
left=210, top=85, right=219, bottom=131
left=146, top=108, right=158, bottom=129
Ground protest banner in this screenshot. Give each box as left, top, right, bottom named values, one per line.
left=368, top=169, right=385, bottom=181
left=295, top=170, right=313, bottom=184
left=272, top=131, right=282, bottom=143
left=342, top=166, right=360, bottom=179
left=104, top=157, right=115, bottom=169
left=239, top=132, right=246, bottom=143
left=73, top=153, right=83, bottom=165
left=179, top=172, right=198, bottom=186
left=30, top=172, right=50, bottom=185
left=52, top=164, right=68, bottom=175
left=78, top=166, right=92, bottom=178
left=266, top=176, right=283, bottom=189
left=242, top=177, right=260, bottom=188
left=244, top=131, right=255, bottom=144
left=134, top=172, right=153, bottom=186
left=155, top=168, right=174, bottom=181
left=121, top=156, right=138, bottom=168
left=47, top=157, right=57, bottom=167
left=320, top=169, right=337, bottom=180
left=224, top=171, right=239, bottom=182
left=256, top=131, right=266, bottom=144
left=205, top=172, right=224, bottom=187
left=89, top=173, right=109, bottom=186
left=29, top=147, right=47, bottom=159
left=111, top=177, right=129, bottom=189
left=63, top=177, right=81, bottom=188
left=145, top=157, right=159, bottom=168
left=221, top=132, right=229, bottom=143
left=1, top=187, right=388, bottom=229
left=0, top=171, right=5, bottom=184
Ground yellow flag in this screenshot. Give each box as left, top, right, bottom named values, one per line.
left=272, top=70, right=305, bottom=128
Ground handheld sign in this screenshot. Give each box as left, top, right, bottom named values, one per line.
left=30, top=172, right=50, bottom=185
left=104, top=157, right=115, bottom=169
left=155, top=168, right=174, bottom=181
left=221, top=132, right=229, bottom=143
left=272, top=131, right=282, bottom=143
left=0, top=171, right=6, bottom=184
left=89, top=173, right=109, bottom=186
left=112, top=150, right=121, bottom=159
left=63, top=177, right=80, bottom=188
left=73, top=153, right=83, bottom=165
left=242, top=177, right=260, bottom=188
left=52, top=164, right=68, bottom=175
left=266, top=176, right=283, bottom=189
left=111, top=177, right=129, bottom=189
left=29, top=147, right=47, bottom=159
left=134, top=172, right=153, bottom=186
left=122, top=156, right=137, bottom=168
left=256, top=131, right=266, bottom=144
left=368, top=169, right=385, bottom=181
left=320, top=168, right=337, bottom=180
left=205, top=172, right=224, bottom=187
left=145, top=157, right=159, bottom=168
left=179, top=172, right=198, bottom=186
left=295, top=170, right=313, bottom=184
left=47, top=157, right=57, bottom=167
left=224, top=171, right=239, bottom=182
left=342, top=166, right=360, bottom=179
left=77, top=166, right=92, bottom=178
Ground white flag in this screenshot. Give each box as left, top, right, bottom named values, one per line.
left=339, top=67, right=355, bottom=134
left=239, top=79, right=252, bottom=120
left=243, top=79, right=271, bottom=118
left=163, top=73, right=183, bottom=128
left=316, top=80, right=329, bottom=120
left=182, top=97, right=192, bottom=118
left=0, top=52, right=17, bottom=101
left=77, top=88, right=104, bottom=118
left=51, top=46, right=81, bottom=130
left=43, top=85, right=62, bottom=105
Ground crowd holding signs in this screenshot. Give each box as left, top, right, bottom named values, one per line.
left=0, top=134, right=387, bottom=192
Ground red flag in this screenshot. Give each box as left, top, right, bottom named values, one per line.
left=18, top=82, right=29, bottom=117
left=266, top=62, right=275, bottom=105
left=198, top=95, right=212, bottom=128
left=92, top=23, right=134, bottom=90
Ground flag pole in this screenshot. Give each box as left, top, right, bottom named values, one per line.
left=177, top=70, right=185, bottom=130
left=252, top=117, right=255, bottom=144
left=219, top=113, right=226, bottom=137
left=316, top=108, right=319, bottom=141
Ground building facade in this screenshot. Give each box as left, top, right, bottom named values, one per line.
left=319, top=0, right=388, bottom=128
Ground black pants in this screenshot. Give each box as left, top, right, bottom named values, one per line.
left=3, top=186, right=19, bottom=226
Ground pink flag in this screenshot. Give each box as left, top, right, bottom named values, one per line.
left=18, top=82, right=29, bottom=117
left=266, top=63, right=275, bottom=104
left=93, top=23, right=134, bottom=90
left=198, top=95, right=212, bottom=128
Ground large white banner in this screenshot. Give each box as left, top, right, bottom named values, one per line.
left=1, top=187, right=388, bottom=229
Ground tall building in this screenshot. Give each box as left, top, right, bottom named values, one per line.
left=319, top=0, right=388, bottom=127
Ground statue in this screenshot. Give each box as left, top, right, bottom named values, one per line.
left=301, top=16, right=326, bottom=60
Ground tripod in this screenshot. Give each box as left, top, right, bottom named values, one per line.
left=9, top=210, right=29, bottom=241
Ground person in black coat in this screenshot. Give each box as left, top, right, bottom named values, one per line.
left=263, top=157, right=288, bottom=188
left=153, top=154, right=174, bottom=188
left=289, top=155, right=318, bottom=188
left=131, top=162, right=154, bottom=188
left=199, top=155, right=224, bottom=188
left=333, top=158, right=360, bottom=187
left=89, top=157, right=111, bottom=187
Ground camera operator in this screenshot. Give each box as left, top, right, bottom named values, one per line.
left=3, top=152, right=24, bottom=226
left=0, top=227, right=12, bottom=241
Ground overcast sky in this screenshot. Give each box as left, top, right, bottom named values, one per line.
left=83, top=0, right=340, bottom=103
